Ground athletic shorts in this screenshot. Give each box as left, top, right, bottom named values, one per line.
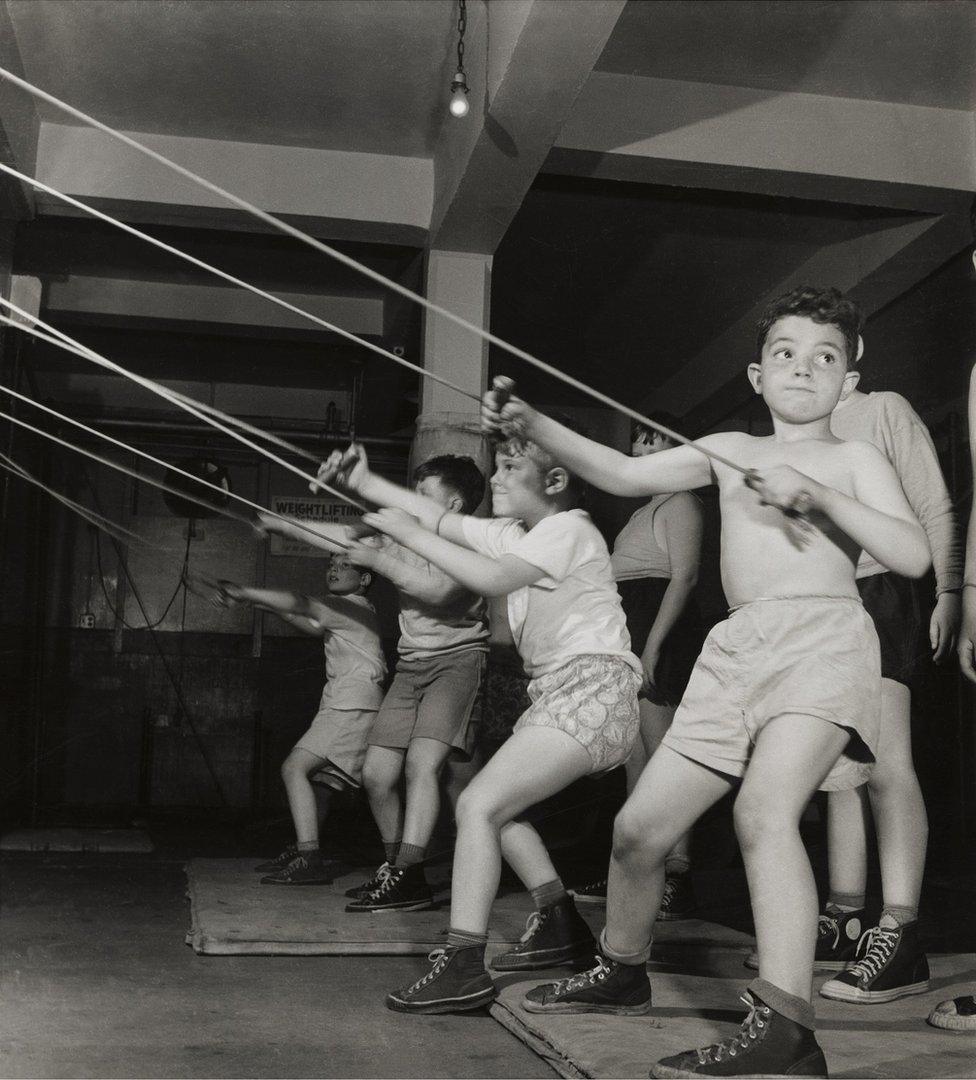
left=517, top=654, right=641, bottom=774
left=856, top=571, right=922, bottom=687
left=295, top=705, right=378, bottom=787
left=617, top=577, right=706, bottom=706
left=662, top=596, right=880, bottom=792
left=367, top=648, right=486, bottom=759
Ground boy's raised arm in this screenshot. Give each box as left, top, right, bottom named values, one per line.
left=481, top=383, right=713, bottom=496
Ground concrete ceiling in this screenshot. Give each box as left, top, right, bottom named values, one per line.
left=596, top=0, right=976, bottom=110
left=6, top=0, right=458, bottom=156
left=1, top=0, right=974, bottom=442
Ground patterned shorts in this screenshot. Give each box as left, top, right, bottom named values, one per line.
left=517, top=654, right=641, bottom=774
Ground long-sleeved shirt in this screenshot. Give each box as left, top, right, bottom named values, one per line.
left=831, top=390, right=961, bottom=594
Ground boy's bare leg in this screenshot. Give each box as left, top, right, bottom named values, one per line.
left=737, top=714, right=850, bottom=1001
left=826, top=679, right=926, bottom=912
left=400, top=736, right=453, bottom=857
left=449, top=727, right=592, bottom=934
left=280, top=747, right=329, bottom=845
left=606, top=745, right=732, bottom=955
left=826, top=786, right=871, bottom=899
left=631, top=701, right=693, bottom=867
left=867, top=679, right=927, bottom=911
left=500, top=818, right=561, bottom=891
left=361, top=744, right=406, bottom=852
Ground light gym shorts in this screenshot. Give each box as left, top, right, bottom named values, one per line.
left=295, top=705, right=378, bottom=788
left=517, top=654, right=641, bottom=774
left=662, top=596, right=880, bottom=792
left=367, top=648, right=486, bottom=758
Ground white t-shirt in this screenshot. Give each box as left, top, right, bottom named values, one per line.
left=311, top=592, right=387, bottom=711
left=461, top=509, right=641, bottom=680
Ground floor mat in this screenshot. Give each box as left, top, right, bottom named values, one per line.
left=0, top=827, right=154, bottom=853
left=185, top=858, right=756, bottom=958
left=490, top=953, right=976, bottom=1079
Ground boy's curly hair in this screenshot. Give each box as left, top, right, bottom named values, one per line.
left=495, top=412, right=589, bottom=506
left=756, top=286, right=863, bottom=365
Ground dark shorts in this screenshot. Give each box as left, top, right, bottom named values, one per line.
left=367, top=648, right=486, bottom=759
left=617, top=577, right=706, bottom=707
left=856, top=572, right=922, bottom=687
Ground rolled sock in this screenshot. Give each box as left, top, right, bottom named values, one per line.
left=447, top=927, right=488, bottom=950
left=880, top=905, right=917, bottom=928
left=396, top=842, right=425, bottom=868
left=599, top=926, right=652, bottom=966
left=828, top=891, right=866, bottom=912
left=531, top=877, right=568, bottom=910
left=665, top=855, right=691, bottom=877
left=296, top=841, right=320, bottom=858
left=748, top=978, right=815, bottom=1030
left=383, top=838, right=401, bottom=863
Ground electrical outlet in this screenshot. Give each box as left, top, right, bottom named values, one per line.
left=79, top=613, right=95, bottom=629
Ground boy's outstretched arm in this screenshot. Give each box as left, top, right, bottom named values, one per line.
left=748, top=445, right=931, bottom=578
left=313, top=444, right=472, bottom=547
left=360, top=508, right=544, bottom=598
left=345, top=540, right=472, bottom=606
left=481, top=383, right=714, bottom=496
left=256, top=514, right=369, bottom=554
left=216, top=583, right=325, bottom=635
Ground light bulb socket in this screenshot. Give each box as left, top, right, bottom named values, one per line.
left=451, top=69, right=469, bottom=96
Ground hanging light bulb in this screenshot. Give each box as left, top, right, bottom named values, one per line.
left=449, top=70, right=469, bottom=117
left=449, top=0, right=469, bottom=118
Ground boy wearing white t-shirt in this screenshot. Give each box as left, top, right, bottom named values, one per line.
left=313, top=431, right=641, bottom=1014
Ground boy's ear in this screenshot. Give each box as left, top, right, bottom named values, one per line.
left=447, top=492, right=464, bottom=514
left=359, top=570, right=372, bottom=591
left=839, top=368, right=860, bottom=400
left=747, top=362, right=763, bottom=394
left=544, top=467, right=570, bottom=495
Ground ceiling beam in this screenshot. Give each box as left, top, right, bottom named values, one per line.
left=33, top=122, right=433, bottom=237
left=429, top=0, right=627, bottom=254
left=649, top=210, right=973, bottom=431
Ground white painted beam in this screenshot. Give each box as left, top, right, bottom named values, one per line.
left=558, top=73, right=976, bottom=193
left=35, top=122, right=433, bottom=231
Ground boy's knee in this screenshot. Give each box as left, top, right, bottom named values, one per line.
left=612, top=807, right=664, bottom=863
left=454, top=786, right=495, bottom=830
left=280, top=753, right=304, bottom=783
left=733, top=790, right=796, bottom=848
left=362, top=761, right=394, bottom=796
left=403, top=753, right=442, bottom=788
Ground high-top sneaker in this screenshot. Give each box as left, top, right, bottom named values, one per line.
left=490, top=896, right=596, bottom=971
left=386, top=945, right=496, bottom=1014
left=569, top=878, right=608, bottom=906
left=522, top=954, right=652, bottom=1015
left=254, top=844, right=297, bottom=873
left=651, top=991, right=828, bottom=1078
left=745, top=904, right=867, bottom=972
left=658, top=873, right=696, bottom=921
left=344, top=860, right=392, bottom=899
left=345, top=863, right=434, bottom=913
left=928, top=994, right=976, bottom=1031
left=260, top=852, right=340, bottom=886
left=820, top=917, right=930, bottom=1003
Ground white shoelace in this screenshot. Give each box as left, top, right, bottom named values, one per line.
left=848, top=925, right=898, bottom=980
left=549, top=956, right=612, bottom=997
left=697, top=994, right=769, bottom=1063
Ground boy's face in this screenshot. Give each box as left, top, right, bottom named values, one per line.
left=631, top=430, right=672, bottom=457
left=327, top=555, right=364, bottom=595
left=489, top=449, right=547, bottom=518
left=415, top=475, right=458, bottom=512
left=748, top=315, right=858, bottom=422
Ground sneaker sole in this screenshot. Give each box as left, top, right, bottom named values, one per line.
left=656, top=910, right=695, bottom=922
left=652, top=1068, right=824, bottom=1079
left=345, top=898, right=435, bottom=913
left=819, top=978, right=931, bottom=1004
left=927, top=1011, right=976, bottom=1031
left=522, top=996, right=651, bottom=1016
left=386, top=987, right=497, bottom=1014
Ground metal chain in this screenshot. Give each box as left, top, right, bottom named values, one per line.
left=457, top=0, right=466, bottom=71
